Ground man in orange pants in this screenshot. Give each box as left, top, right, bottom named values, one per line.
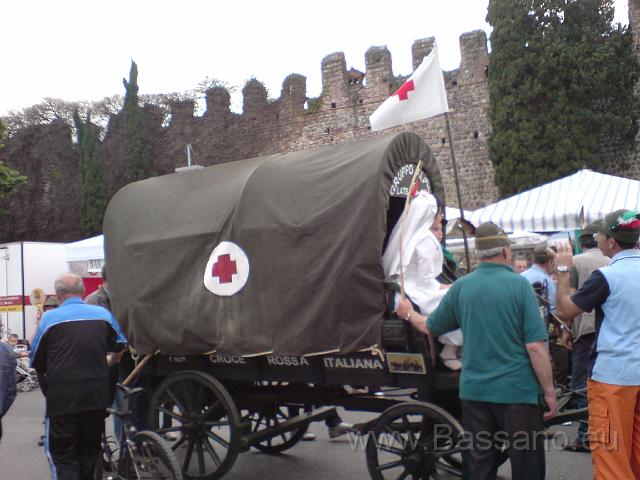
left=553, top=209, right=640, bottom=479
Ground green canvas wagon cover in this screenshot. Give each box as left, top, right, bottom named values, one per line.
left=103, top=132, right=445, bottom=356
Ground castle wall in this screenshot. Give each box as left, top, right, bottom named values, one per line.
left=627, top=0, right=640, bottom=179
left=99, top=30, right=499, bottom=211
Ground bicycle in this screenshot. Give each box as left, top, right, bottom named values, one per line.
left=95, top=383, right=183, bottom=480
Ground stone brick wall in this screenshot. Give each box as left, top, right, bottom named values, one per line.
left=98, top=30, right=499, bottom=212
left=627, top=0, right=640, bottom=179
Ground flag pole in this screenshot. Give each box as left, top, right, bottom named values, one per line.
left=444, top=112, right=471, bottom=273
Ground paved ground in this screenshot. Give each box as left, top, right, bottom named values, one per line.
left=1, top=388, right=593, bottom=479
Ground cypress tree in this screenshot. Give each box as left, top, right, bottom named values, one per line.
left=73, top=110, right=109, bottom=236
left=122, top=61, right=152, bottom=182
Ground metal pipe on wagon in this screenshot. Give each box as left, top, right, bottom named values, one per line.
left=444, top=112, right=471, bottom=273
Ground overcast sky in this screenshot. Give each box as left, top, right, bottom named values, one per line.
left=1, top=0, right=630, bottom=116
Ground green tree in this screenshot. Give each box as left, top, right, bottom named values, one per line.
left=122, top=61, right=152, bottom=182
left=487, top=0, right=640, bottom=196
left=73, top=110, right=109, bottom=236
left=0, top=119, right=27, bottom=198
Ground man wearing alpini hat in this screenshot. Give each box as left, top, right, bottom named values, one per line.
left=553, top=209, right=640, bottom=478
left=397, top=222, right=557, bottom=480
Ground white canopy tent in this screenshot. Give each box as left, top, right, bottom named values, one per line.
left=65, top=235, right=104, bottom=276
left=470, top=169, right=640, bottom=232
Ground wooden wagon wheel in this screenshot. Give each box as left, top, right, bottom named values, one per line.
left=148, top=370, right=240, bottom=480
left=365, top=402, right=465, bottom=480
left=241, top=403, right=310, bottom=454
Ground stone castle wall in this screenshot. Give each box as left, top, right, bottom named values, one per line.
left=99, top=30, right=499, bottom=213
left=627, top=0, right=640, bottom=179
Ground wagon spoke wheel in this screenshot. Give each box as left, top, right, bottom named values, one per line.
left=149, top=370, right=240, bottom=480
left=365, top=402, right=464, bottom=480
left=242, top=404, right=310, bottom=454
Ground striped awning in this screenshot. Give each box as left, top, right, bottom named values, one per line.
left=470, top=169, right=640, bottom=232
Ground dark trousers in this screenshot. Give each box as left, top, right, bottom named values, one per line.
left=570, top=333, right=594, bottom=443
left=461, top=400, right=545, bottom=480
left=549, top=341, right=570, bottom=388
left=46, top=409, right=104, bottom=480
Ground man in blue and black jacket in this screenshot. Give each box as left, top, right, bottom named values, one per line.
left=30, top=273, right=125, bottom=480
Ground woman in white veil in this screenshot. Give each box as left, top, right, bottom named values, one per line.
left=382, top=191, right=462, bottom=370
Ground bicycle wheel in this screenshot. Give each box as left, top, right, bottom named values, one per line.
left=124, top=430, right=183, bottom=480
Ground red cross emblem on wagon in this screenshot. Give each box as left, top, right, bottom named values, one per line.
left=204, top=241, right=250, bottom=296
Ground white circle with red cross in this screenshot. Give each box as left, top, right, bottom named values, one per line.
left=203, top=241, right=250, bottom=296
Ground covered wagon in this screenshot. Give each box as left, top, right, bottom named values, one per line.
left=103, top=132, right=468, bottom=479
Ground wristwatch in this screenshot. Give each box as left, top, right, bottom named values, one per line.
left=556, top=265, right=570, bottom=273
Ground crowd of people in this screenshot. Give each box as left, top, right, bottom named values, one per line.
left=395, top=193, right=640, bottom=480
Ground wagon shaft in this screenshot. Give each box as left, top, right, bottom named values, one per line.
left=239, top=407, right=338, bottom=452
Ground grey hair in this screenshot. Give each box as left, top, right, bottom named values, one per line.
left=54, top=273, right=85, bottom=296
left=476, top=246, right=505, bottom=259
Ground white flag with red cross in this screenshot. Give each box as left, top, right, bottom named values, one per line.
left=369, top=44, right=449, bottom=131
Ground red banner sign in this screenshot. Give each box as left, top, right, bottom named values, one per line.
left=0, top=295, right=22, bottom=312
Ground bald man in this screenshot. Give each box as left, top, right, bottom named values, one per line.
left=30, top=273, right=125, bottom=480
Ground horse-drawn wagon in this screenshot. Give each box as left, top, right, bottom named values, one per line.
left=103, top=132, right=584, bottom=480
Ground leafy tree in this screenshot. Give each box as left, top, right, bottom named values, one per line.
left=196, top=77, right=237, bottom=95
left=73, top=110, right=109, bottom=236
left=0, top=119, right=27, bottom=198
left=487, top=0, right=640, bottom=196
left=2, top=96, right=122, bottom=139
left=122, top=61, right=152, bottom=182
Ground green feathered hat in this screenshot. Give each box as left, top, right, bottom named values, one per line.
left=597, top=209, right=640, bottom=244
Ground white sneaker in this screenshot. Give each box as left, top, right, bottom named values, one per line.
left=328, top=423, right=353, bottom=439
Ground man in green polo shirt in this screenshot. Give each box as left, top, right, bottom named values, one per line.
left=397, top=222, right=557, bottom=480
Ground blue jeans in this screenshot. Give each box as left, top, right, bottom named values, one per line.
left=112, top=389, right=124, bottom=444
left=570, top=333, right=594, bottom=444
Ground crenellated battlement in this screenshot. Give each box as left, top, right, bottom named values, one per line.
left=133, top=30, right=497, bottom=212
left=163, top=30, right=489, bottom=128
